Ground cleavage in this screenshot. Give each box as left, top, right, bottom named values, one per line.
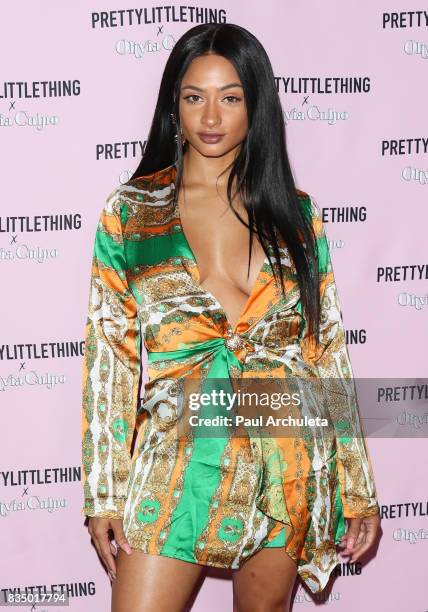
left=178, top=196, right=266, bottom=328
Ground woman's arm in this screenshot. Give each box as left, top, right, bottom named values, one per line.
left=81, top=188, right=141, bottom=519
left=300, top=195, right=380, bottom=519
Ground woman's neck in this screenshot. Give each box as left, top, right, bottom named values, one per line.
left=181, top=147, right=238, bottom=190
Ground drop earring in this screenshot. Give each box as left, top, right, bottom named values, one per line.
left=170, top=112, right=186, bottom=147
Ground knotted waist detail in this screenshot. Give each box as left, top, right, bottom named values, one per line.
left=147, top=332, right=254, bottom=377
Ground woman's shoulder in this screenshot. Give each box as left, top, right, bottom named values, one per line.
left=103, top=164, right=175, bottom=215
left=296, top=188, right=310, bottom=200
left=295, top=188, right=321, bottom=222
left=125, top=163, right=176, bottom=195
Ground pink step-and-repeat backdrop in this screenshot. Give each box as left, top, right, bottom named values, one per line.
left=1, top=1, right=427, bottom=610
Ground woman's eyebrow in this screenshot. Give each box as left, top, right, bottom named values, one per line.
left=181, top=83, right=243, bottom=92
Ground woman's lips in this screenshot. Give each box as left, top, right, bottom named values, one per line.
left=198, top=133, right=225, bottom=144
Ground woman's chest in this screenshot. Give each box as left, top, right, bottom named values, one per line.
left=121, top=186, right=303, bottom=352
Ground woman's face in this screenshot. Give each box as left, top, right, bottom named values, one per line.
left=178, top=53, right=248, bottom=159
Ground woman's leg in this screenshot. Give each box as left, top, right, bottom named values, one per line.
left=111, top=548, right=206, bottom=612
left=232, top=547, right=298, bottom=612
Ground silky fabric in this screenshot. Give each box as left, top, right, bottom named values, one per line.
left=81, top=164, right=379, bottom=593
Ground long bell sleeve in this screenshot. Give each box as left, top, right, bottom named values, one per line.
left=300, top=195, right=380, bottom=519
left=81, top=188, right=141, bottom=519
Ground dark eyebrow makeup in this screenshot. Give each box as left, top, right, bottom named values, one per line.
left=180, top=83, right=243, bottom=92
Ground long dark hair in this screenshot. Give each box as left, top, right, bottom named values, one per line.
left=130, top=23, right=321, bottom=347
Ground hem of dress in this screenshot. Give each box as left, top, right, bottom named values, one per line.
left=128, top=546, right=218, bottom=568
left=127, top=541, right=288, bottom=569
left=126, top=543, right=336, bottom=594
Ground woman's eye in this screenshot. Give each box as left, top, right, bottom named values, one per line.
left=183, top=95, right=242, bottom=104
left=224, top=96, right=241, bottom=104
left=184, top=95, right=201, bottom=104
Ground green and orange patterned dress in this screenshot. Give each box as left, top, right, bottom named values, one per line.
left=81, top=164, right=379, bottom=593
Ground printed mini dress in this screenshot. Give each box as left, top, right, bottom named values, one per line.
left=81, top=164, right=380, bottom=594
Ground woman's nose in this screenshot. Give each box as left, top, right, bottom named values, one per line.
left=201, top=101, right=221, bottom=126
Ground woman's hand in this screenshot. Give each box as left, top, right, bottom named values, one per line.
left=338, top=514, right=381, bottom=562
left=88, top=517, right=133, bottom=580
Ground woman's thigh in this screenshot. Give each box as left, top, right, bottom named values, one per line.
left=232, top=547, right=298, bottom=612
left=111, top=548, right=206, bottom=612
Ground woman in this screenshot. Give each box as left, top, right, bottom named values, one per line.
left=81, top=23, right=380, bottom=612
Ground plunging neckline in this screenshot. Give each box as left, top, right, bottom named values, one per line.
left=172, top=177, right=270, bottom=334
